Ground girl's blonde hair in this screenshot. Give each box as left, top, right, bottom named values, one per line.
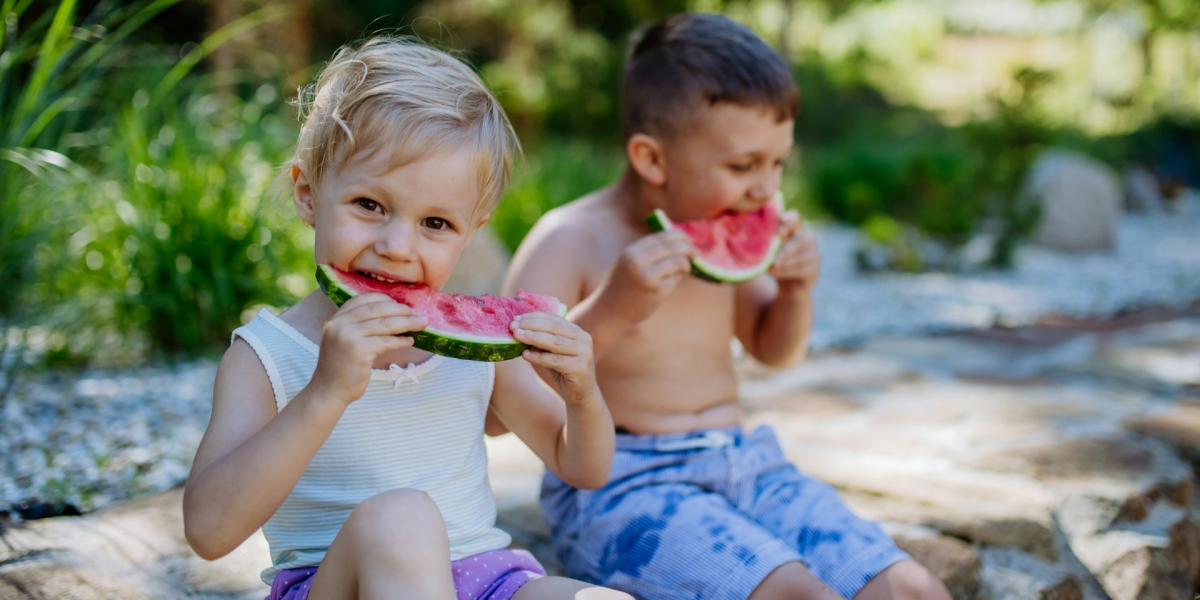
left=287, top=37, right=518, bottom=220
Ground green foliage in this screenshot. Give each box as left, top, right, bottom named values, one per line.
left=490, top=138, right=625, bottom=252
left=807, top=66, right=1054, bottom=271
left=83, top=89, right=305, bottom=356
left=0, top=0, right=179, bottom=384
left=2, top=1, right=303, bottom=365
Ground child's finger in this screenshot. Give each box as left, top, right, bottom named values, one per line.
left=647, top=253, right=693, bottom=279
left=360, top=314, right=428, bottom=336
left=633, top=235, right=696, bottom=263
left=345, top=298, right=414, bottom=322
left=521, top=348, right=573, bottom=371
left=778, top=210, right=806, bottom=238
left=510, top=313, right=574, bottom=334
left=513, top=328, right=578, bottom=355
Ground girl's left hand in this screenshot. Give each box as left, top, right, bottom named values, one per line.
left=769, top=210, right=821, bottom=293
left=511, top=313, right=597, bottom=404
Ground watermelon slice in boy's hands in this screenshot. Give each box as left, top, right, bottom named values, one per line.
left=646, top=194, right=784, bottom=284
left=316, top=265, right=567, bottom=362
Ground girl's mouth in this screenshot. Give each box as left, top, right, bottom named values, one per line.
left=357, top=270, right=408, bottom=285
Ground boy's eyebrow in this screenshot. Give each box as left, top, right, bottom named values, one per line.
left=729, top=144, right=795, bottom=159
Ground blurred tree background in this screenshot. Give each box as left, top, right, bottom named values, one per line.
left=1, top=0, right=1197, bottom=374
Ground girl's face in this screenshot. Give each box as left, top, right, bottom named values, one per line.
left=294, top=145, right=487, bottom=291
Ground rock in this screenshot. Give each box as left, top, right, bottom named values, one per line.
left=441, top=225, right=510, bottom=295
left=0, top=488, right=270, bottom=599
left=1125, top=401, right=1200, bottom=456
left=978, top=547, right=1084, bottom=600
left=1056, top=493, right=1200, bottom=600
left=884, top=523, right=981, bottom=600
left=0, top=565, right=152, bottom=600
left=1025, top=149, right=1122, bottom=252
left=1125, top=165, right=1166, bottom=213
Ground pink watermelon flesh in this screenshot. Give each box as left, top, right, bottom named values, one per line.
left=673, top=202, right=781, bottom=271
left=331, top=268, right=562, bottom=339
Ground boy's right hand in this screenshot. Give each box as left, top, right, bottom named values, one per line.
left=596, top=230, right=695, bottom=325
left=310, top=293, right=428, bottom=407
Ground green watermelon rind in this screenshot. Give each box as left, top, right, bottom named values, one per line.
left=645, top=209, right=783, bottom=284
left=315, top=265, right=567, bottom=362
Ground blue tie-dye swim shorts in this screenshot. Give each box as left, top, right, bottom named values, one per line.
left=540, top=425, right=910, bottom=600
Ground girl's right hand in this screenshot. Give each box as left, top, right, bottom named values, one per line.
left=309, top=293, right=428, bottom=407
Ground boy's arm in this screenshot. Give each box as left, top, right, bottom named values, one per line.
left=183, top=341, right=347, bottom=559
left=735, top=276, right=814, bottom=367
left=504, top=214, right=693, bottom=362
left=735, top=212, right=821, bottom=367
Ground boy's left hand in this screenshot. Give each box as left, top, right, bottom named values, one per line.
left=511, top=314, right=598, bottom=404
left=769, top=210, right=821, bottom=293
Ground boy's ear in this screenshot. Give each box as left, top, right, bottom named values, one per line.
left=627, top=133, right=667, bottom=187
left=292, top=162, right=317, bottom=227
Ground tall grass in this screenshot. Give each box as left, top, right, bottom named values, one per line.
left=0, top=0, right=183, bottom=389
left=1, top=0, right=302, bottom=368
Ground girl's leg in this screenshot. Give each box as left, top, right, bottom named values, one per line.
left=511, top=576, right=635, bottom=600
left=307, top=489, right=457, bottom=600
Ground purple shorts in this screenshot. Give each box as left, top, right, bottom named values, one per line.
left=267, top=548, right=546, bottom=600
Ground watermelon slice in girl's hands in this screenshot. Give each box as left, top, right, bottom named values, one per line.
left=646, top=194, right=784, bottom=284
left=316, top=265, right=567, bottom=362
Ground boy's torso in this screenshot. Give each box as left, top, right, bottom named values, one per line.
left=566, top=191, right=746, bottom=434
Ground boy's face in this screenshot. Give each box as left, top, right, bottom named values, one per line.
left=296, top=145, right=487, bottom=291
left=655, top=103, right=794, bottom=221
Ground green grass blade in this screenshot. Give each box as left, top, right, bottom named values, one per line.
left=14, top=0, right=77, bottom=129
left=151, top=4, right=288, bottom=106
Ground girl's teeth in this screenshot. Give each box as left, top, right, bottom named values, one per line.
left=362, top=272, right=400, bottom=283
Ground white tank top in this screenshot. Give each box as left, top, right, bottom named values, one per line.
left=232, top=308, right=511, bottom=584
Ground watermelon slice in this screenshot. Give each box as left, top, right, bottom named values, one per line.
left=646, top=196, right=784, bottom=284
left=316, top=265, right=567, bottom=362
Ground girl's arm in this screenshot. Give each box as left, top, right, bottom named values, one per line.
left=183, top=340, right=347, bottom=559
left=184, top=293, right=424, bottom=559
left=489, top=316, right=614, bottom=489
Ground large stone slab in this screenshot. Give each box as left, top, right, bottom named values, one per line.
left=0, top=489, right=269, bottom=600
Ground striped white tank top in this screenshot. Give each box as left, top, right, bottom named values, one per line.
left=232, top=308, right=511, bottom=584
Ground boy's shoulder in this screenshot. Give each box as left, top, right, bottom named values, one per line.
left=520, top=187, right=629, bottom=251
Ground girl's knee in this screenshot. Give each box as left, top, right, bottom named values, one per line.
left=345, top=489, right=449, bottom=556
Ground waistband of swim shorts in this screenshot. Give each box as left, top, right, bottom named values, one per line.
left=614, top=425, right=743, bottom=452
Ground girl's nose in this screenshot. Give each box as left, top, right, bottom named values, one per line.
left=375, top=222, right=417, bottom=262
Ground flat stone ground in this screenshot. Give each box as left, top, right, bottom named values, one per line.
left=3, top=304, right=1200, bottom=600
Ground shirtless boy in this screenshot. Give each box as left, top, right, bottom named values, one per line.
left=502, top=13, right=952, bottom=600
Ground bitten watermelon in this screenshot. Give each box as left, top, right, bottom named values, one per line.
left=316, top=265, right=567, bottom=362
left=646, top=195, right=784, bottom=284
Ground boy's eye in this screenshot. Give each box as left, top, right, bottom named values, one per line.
left=356, top=198, right=381, bottom=213
left=423, top=217, right=449, bottom=231
left=730, top=163, right=753, bottom=172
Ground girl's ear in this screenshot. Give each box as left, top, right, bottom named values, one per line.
left=471, top=212, right=491, bottom=236
left=292, top=162, right=317, bottom=227
left=627, top=133, right=667, bottom=187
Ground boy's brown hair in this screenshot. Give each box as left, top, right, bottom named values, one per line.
left=621, top=13, right=799, bottom=140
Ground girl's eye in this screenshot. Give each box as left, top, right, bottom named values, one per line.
left=423, top=217, right=448, bottom=231
left=730, top=163, right=753, bottom=172
left=356, top=198, right=381, bottom=213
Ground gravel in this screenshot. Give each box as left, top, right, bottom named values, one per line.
left=2, top=199, right=1198, bottom=514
